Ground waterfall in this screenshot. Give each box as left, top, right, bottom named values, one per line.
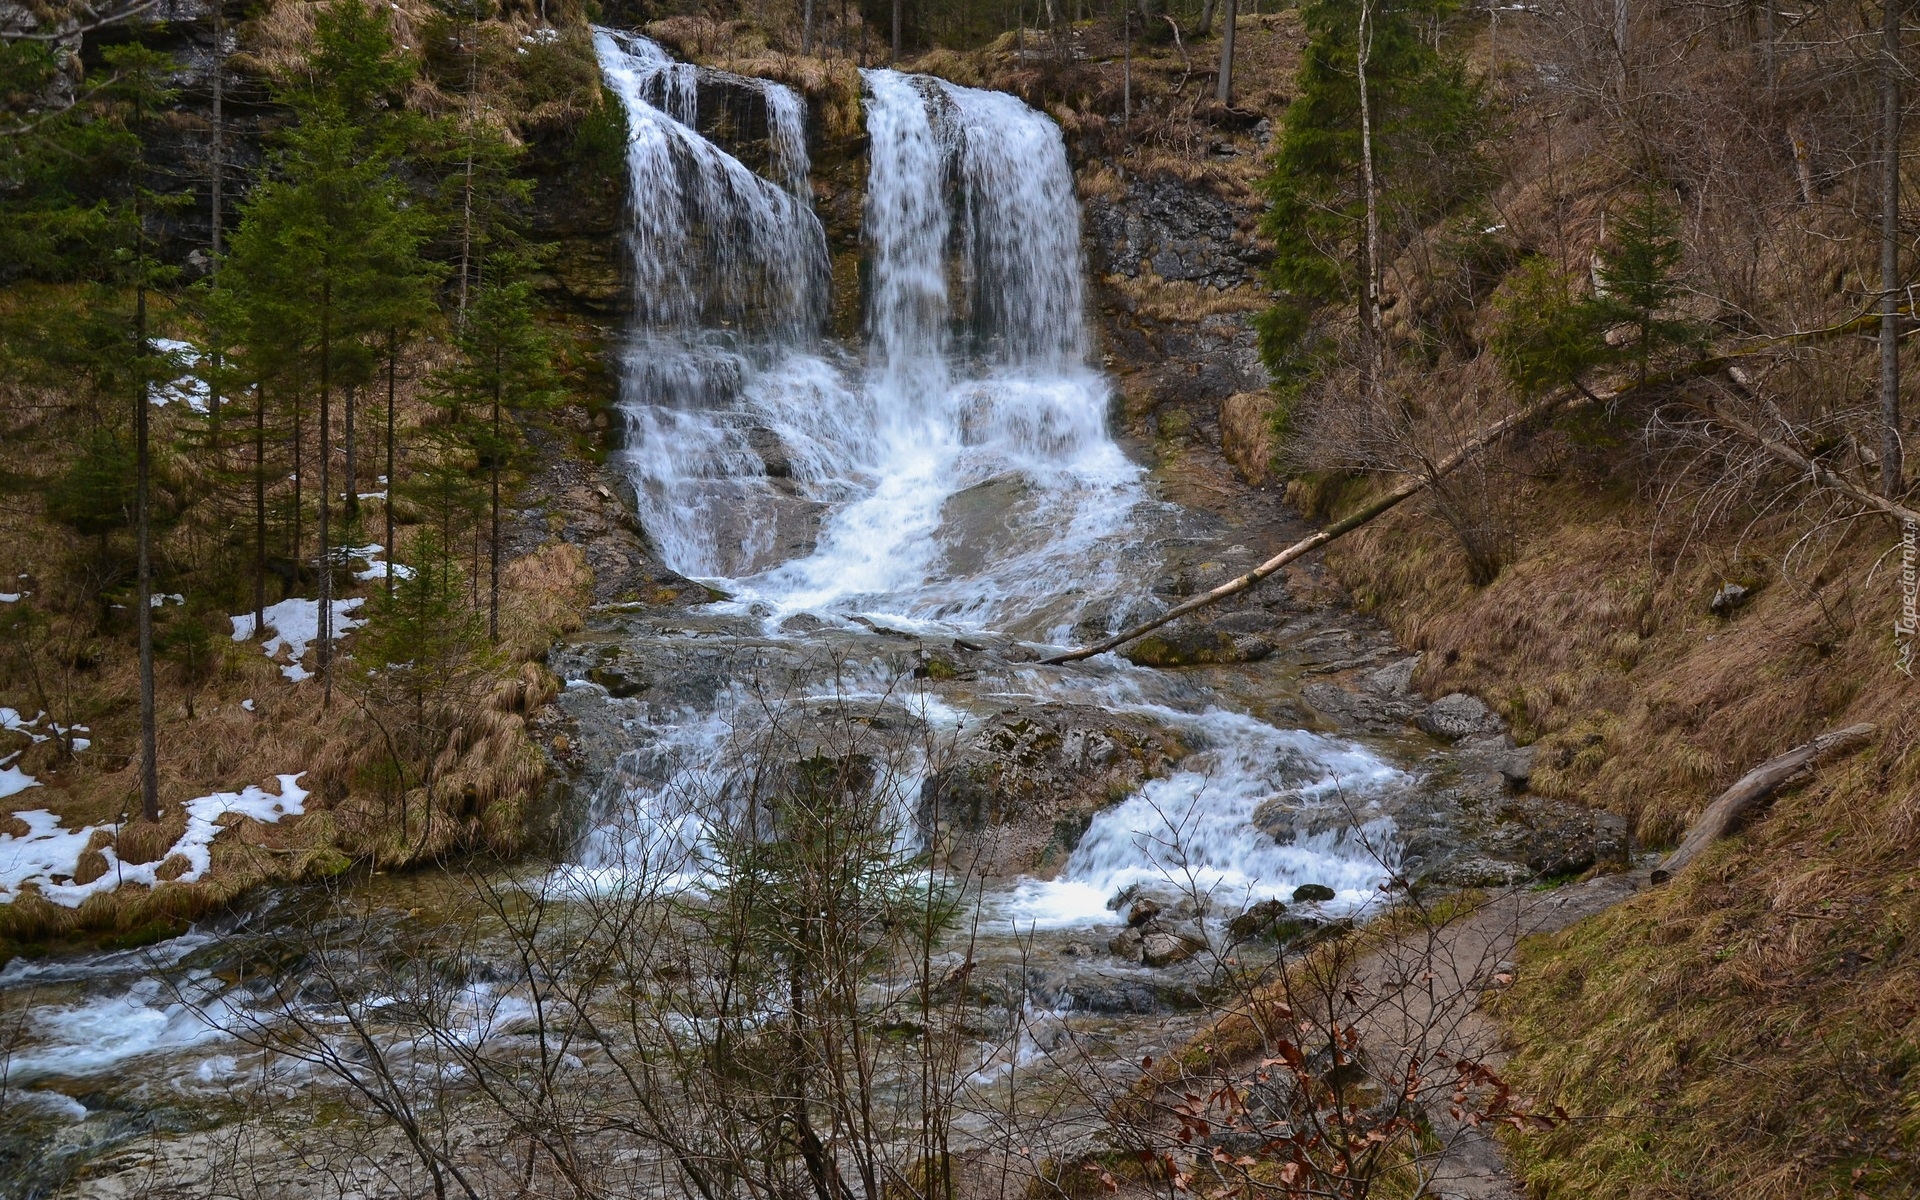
left=591, top=28, right=827, bottom=336
left=584, top=39, right=1402, bottom=917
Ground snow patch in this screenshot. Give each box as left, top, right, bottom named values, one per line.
left=147, top=339, right=211, bottom=413
left=229, top=598, right=367, bottom=680
left=0, top=773, right=308, bottom=907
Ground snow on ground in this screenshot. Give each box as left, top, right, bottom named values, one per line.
left=0, top=774, right=308, bottom=907
left=0, top=756, right=38, bottom=801
left=341, top=543, right=415, bottom=582
left=147, top=339, right=210, bottom=413
left=229, top=598, right=367, bottom=681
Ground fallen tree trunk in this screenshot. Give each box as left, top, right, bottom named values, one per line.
left=1650, top=722, right=1876, bottom=884
left=1042, top=391, right=1580, bottom=664
left=1696, top=387, right=1920, bottom=527
left=1042, top=312, right=1912, bottom=666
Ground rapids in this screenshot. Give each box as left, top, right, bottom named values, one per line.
left=0, top=34, right=1414, bottom=1183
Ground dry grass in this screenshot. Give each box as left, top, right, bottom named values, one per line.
left=1103, top=271, right=1268, bottom=324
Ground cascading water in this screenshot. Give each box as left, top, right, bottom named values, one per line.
left=583, top=45, right=1406, bottom=919
left=0, top=41, right=1412, bottom=1122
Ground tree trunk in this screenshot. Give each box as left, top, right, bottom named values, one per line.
left=489, top=377, right=501, bottom=644
left=1881, top=0, right=1904, bottom=499
left=345, top=382, right=358, bottom=522
left=803, top=0, right=815, bottom=54
left=1214, top=0, right=1237, bottom=102
left=1045, top=389, right=1584, bottom=663
left=1651, top=724, right=1876, bottom=883
left=892, top=0, right=901, bottom=60
left=1122, top=1, right=1131, bottom=124
left=386, top=329, right=398, bottom=604
left=1356, top=0, right=1384, bottom=406
left=255, top=380, right=266, bottom=630
left=136, top=280, right=159, bottom=823
left=317, top=285, right=333, bottom=705
left=292, top=391, right=303, bottom=573
left=208, top=0, right=224, bottom=451
left=1613, top=0, right=1630, bottom=105
left=1196, top=0, right=1215, bottom=39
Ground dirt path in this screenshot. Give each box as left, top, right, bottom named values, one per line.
left=1341, top=869, right=1649, bottom=1199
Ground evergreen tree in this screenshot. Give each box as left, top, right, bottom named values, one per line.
left=436, top=261, right=558, bottom=642
left=1589, top=185, right=1701, bottom=386
left=1257, top=0, right=1485, bottom=380
left=223, top=0, right=436, bottom=697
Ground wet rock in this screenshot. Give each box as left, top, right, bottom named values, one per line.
left=587, top=665, right=646, bottom=699
left=779, top=612, right=828, bottom=634
left=1291, top=883, right=1337, bottom=904
left=1140, top=930, right=1205, bottom=968
left=745, top=426, right=793, bottom=477
left=1301, top=680, right=1417, bottom=731
left=1123, top=624, right=1273, bottom=667
left=1226, top=898, right=1288, bottom=940
left=1126, top=898, right=1162, bottom=927
left=921, top=704, right=1184, bottom=877
left=1108, top=927, right=1145, bottom=962
left=1417, top=693, right=1501, bottom=741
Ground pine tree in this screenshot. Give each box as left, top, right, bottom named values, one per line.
left=434, top=259, right=557, bottom=642
left=1588, top=185, right=1700, bottom=386
left=223, top=0, right=436, bottom=697
left=1257, top=0, right=1485, bottom=382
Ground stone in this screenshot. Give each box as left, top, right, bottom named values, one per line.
left=1108, top=927, right=1145, bottom=962
left=1498, top=744, right=1538, bottom=791
left=1292, top=883, right=1337, bottom=904
left=1226, top=898, right=1287, bottom=940
left=1126, top=898, right=1162, bottom=927
left=1417, top=692, right=1499, bottom=740
left=1141, top=930, right=1205, bottom=968
left=1363, top=656, right=1420, bottom=698
left=1710, top=582, right=1751, bottom=616
left=1123, top=624, right=1273, bottom=667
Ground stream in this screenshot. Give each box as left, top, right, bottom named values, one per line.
left=0, top=34, right=1430, bottom=1195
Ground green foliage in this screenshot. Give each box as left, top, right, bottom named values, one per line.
left=1490, top=257, right=1607, bottom=396
left=354, top=533, right=491, bottom=717
left=1589, top=186, right=1703, bottom=384
left=1491, top=187, right=1701, bottom=395
left=45, top=429, right=136, bottom=538
left=0, top=40, right=187, bottom=282
left=1257, top=0, right=1487, bottom=374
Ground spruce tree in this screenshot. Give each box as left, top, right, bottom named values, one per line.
left=1257, top=0, right=1485, bottom=380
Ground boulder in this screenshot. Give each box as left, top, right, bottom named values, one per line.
left=1417, top=693, right=1501, bottom=741
left=1123, top=625, right=1273, bottom=667
left=1141, top=930, right=1205, bottom=968
left=1291, top=883, right=1337, bottom=904
left=1126, top=898, right=1163, bottom=927
left=1226, top=898, right=1288, bottom=940
left=1108, top=927, right=1145, bottom=962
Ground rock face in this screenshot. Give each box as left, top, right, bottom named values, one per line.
left=1085, top=176, right=1268, bottom=290
left=922, top=705, right=1186, bottom=877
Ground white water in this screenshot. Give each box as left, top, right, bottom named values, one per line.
left=585, top=43, right=1405, bottom=924
left=0, top=40, right=1407, bottom=1101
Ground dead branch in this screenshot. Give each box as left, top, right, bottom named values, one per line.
left=1651, top=723, right=1876, bottom=883
left=1044, top=311, right=1916, bottom=665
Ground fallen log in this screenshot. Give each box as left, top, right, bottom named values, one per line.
left=1043, top=390, right=1581, bottom=664
left=1042, top=311, right=1913, bottom=666
left=1650, top=722, right=1876, bottom=884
